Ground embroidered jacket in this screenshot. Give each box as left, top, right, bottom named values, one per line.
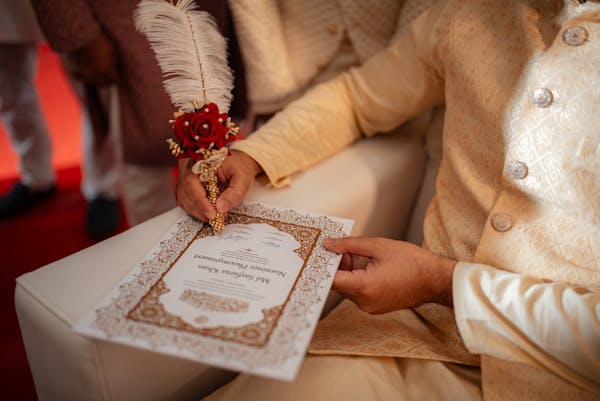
left=232, top=1, right=600, bottom=399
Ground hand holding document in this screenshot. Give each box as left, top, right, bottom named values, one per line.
left=76, top=202, right=353, bottom=380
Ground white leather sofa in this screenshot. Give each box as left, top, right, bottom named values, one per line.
left=15, top=120, right=434, bottom=401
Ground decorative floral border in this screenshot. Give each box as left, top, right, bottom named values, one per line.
left=91, top=203, right=347, bottom=371
left=126, top=212, right=321, bottom=347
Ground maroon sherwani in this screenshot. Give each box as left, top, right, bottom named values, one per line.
left=30, top=0, right=246, bottom=167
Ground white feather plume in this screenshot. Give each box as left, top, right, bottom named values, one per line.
left=134, top=0, right=233, bottom=113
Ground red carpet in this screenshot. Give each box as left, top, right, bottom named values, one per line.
left=0, top=45, right=127, bottom=401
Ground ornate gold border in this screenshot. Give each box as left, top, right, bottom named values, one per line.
left=91, top=203, right=348, bottom=370
left=126, top=212, right=321, bottom=347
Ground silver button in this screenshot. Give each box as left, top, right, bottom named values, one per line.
left=562, top=26, right=588, bottom=46
left=531, top=88, right=553, bottom=108
left=491, top=213, right=513, bottom=232
left=507, top=161, right=528, bottom=179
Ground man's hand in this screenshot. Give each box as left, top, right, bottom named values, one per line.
left=324, top=237, right=456, bottom=314
left=176, top=150, right=262, bottom=222
left=62, top=32, right=119, bottom=86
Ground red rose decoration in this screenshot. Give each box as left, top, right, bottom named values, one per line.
left=171, top=103, right=236, bottom=160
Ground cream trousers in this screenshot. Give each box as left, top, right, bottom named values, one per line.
left=203, top=355, right=482, bottom=401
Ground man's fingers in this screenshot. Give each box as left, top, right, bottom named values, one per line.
left=177, top=179, right=210, bottom=222
left=189, top=181, right=216, bottom=219
left=324, top=236, right=383, bottom=259
left=351, top=254, right=368, bottom=269
left=178, top=167, right=216, bottom=220
left=177, top=189, right=207, bottom=222
left=339, top=253, right=353, bottom=270
left=338, top=253, right=368, bottom=271
left=178, top=152, right=260, bottom=220
left=332, top=269, right=368, bottom=297
left=216, top=171, right=252, bottom=213
left=213, top=151, right=262, bottom=213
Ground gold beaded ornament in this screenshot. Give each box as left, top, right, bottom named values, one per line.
left=170, top=103, right=239, bottom=233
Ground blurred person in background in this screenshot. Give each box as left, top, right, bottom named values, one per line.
left=0, top=2, right=56, bottom=219
left=29, top=0, right=246, bottom=230
left=0, top=1, right=122, bottom=238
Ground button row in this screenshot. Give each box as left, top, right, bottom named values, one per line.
left=491, top=25, right=588, bottom=235
left=529, top=26, right=588, bottom=109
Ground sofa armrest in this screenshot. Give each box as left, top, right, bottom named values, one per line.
left=15, top=130, right=425, bottom=401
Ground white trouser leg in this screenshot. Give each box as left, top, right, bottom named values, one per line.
left=0, top=43, right=54, bottom=189
left=72, top=78, right=174, bottom=225
left=120, top=163, right=176, bottom=226
left=71, top=82, right=120, bottom=202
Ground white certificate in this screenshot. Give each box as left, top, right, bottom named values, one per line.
left=75, top=202, right=353, bottom=381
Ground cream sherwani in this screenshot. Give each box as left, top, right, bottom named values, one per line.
left=223, top=0, right=599, bottom=399
left=228, top=0, right=404, bottom=114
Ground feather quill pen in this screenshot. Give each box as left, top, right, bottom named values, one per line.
left=134, top=0, right=240, bottom=233
left=134, top=0, right=233, bottom=113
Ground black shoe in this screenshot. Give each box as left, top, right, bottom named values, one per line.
left=0, top=182, right=56, bottom=219
left=86, top=196, right=120, bottom=239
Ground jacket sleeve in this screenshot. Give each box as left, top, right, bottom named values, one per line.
left=230, top=5, right=445, bottom=187
left=453, top=262, right=600, bottom=393
left=30, top=0, right=101, bottom=52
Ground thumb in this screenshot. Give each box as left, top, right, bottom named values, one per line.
left=215, top=188, right=240, bottom=214
left=324, top=236, right=380, bottom=259
left=332, top=268, right=367, bottom=297
left=215, top=173, right=252, bottom=213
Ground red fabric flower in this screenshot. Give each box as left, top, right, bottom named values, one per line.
left=172, top=103, right=236, bottom=160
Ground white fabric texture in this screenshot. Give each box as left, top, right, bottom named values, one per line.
left=454, top=262, right=600, bottom=391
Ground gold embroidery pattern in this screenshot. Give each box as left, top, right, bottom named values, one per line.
left=91, top=203, right=347, bottom=369
left=178, top=289, right=249, bottom=313
left=126, top=210, right=321, bottom=347
left=310, top=301, right=480, bottom=367
left=128, top=281, right=280, bottom=347
left=197, top=306, right=282, bottom=347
